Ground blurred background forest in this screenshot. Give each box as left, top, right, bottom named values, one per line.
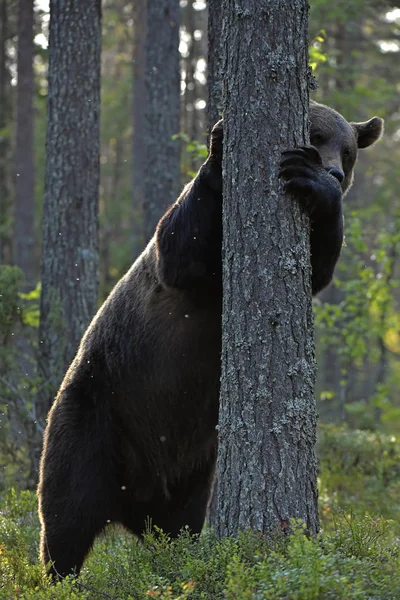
left=1, top=0, right=400, bottom=492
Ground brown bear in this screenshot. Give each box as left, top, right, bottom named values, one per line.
left=38, top=101, right=383, bottom=579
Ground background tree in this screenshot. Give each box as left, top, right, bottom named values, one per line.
left=179, top=0, right=207, bottom=180
left=206, top=0, right=223, bottom=134
left=180, top=0, right=207, bottom=152
left=216, top=0, right=317, bottom=536
left=0, top=0, right=12, bottom=265
left=99, top=0, right=133, bottom=296
left=143, top=0, right=180, bottom=241
left=132, top=0, right=146, bottom=258
left=14, top=0, right=35, bottom=289
left=37, top=0, right=102, bottom=419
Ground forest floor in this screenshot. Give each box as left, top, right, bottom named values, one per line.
left=1, top=425, right=399, bottom=599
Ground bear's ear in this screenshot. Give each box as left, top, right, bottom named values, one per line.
left=352, top=117, right=384, bottom=149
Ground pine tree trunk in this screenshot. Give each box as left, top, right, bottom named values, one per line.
left=38, top=0, right=101, bottom=420
left=143, top=0, right=180, bottom=242
left=0, top=0, right=11, bottom=264
left=217, top=0, right=318, bottom=537
left=185, top=0, right=201, bottom=145
left=205, top=0, right=224, bottom=526
left=132, top=0, right=146, bottom=257
left=207, top=0, right=223, bottom=133
left=14, top=0, right=35, bottom=287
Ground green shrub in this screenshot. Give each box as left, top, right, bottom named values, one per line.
left=0, top=266, right=41, bottom=491
left=0, top=487, right=399, bottom=599
left=318, top=424, right=400, bottom=532
left=1, top=426, right=399, bottom=598
left=0, top=265, right=24, bottom=360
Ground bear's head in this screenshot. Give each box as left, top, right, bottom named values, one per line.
left=310, top=101, right=384, bottom=195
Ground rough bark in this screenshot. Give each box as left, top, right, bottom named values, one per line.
left=207, top=0, right=223, bottom=134
left=132, top=0, right=146, bottom=257
left=14, top=0, right=35, bottom=287
left=38, top=0, right=101, bottom=419
left=205, top=0, right=224, bottom=527
left=217, top=1, right=318, bottom=537
left=143, top=0, right=180, bottom=242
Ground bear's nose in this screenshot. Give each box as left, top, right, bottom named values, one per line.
left=328, top=167, right=345, bottom=184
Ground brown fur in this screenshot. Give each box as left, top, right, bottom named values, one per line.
left=38, top=102, right=383, bottom=579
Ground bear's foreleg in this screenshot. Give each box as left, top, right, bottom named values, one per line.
left=279, top=146, right=344, bottom=295
left=155, top=124, right=223, bottom=290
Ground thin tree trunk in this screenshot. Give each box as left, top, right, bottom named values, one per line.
left=38, top=0, right=101, bottom=421
left=217, top=0, right=318, bottom=537
left=196, top=4, right=207, bottom=138
left=0, top=0, right=11, bottom=264
left=132, top=0, right=146, bottom=257
left=207, top=0, right=223, bottom=135
left=186, top=0, right=198, bottom=145
left=14, top=0, right=35, bottom=287
left=143, top=0, right=180, bottom=242
left=181, top=1, right=190, bottom=139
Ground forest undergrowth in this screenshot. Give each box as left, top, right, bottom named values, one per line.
left=0, top=425, right=399, bottom=600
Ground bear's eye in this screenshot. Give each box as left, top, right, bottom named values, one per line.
left=311, top=132, right=323, bottom=145
left=343, top=148, right=351, bottom=159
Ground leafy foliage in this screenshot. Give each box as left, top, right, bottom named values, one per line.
left=318, top=424, right=400, bottom=532
left=315, top=213, right=400, bottom=431
left=309, top=31, right=328, bottom=71
left=0, top=267, right=41, bottom=490
left=0, top=266, right=24, bottom=350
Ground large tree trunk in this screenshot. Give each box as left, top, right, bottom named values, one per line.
left=38, top=0, right=101, bottom=421
left=205, top=0, right=224, bottom=528
left=14, top=0, right=35, bottom=287
left=216, top=0, right=318, bottom=537
left=143, top=0, right=180, bottom=242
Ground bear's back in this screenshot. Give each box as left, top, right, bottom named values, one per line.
left=54, top=239, right=222, bottom=472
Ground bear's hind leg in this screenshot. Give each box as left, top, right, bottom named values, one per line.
left=40, top=508, right=107, bottom=580
left=165, top=474, right=212, bottom=537
left=38, top=413, right=120, bottom=579
left=124, top=459, right=215, bottom=539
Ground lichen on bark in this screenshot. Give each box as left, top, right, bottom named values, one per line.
left=38, top=0, right=101, bottom=419
left=216, top=0, right=319, bottom=537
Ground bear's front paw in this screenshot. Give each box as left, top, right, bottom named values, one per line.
left=279, top=146, right=342, bottom=218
